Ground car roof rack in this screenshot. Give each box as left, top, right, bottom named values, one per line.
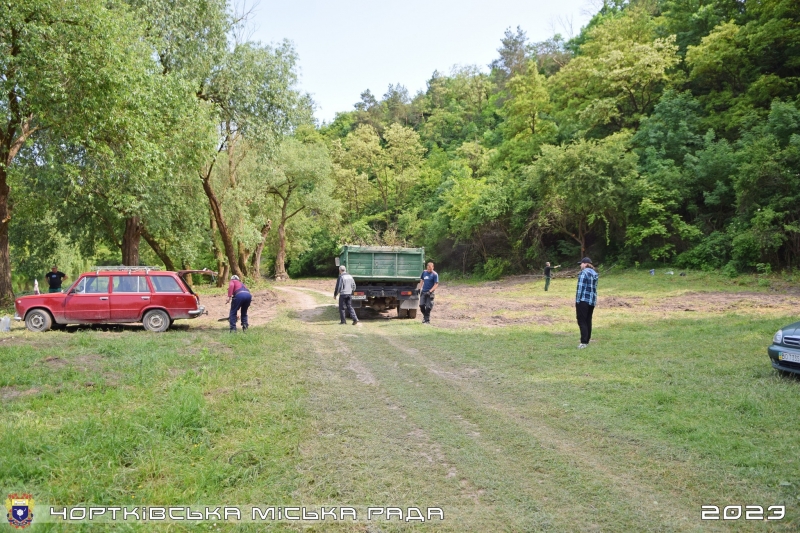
left=90, top=266, right=163, bottom=274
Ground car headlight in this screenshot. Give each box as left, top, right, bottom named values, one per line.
left=774, top=329, right=783, bottom=344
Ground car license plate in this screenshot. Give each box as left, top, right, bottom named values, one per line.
left=780, top=352, right=800, bottom=363
left=351, top=295, right=366, bottom=300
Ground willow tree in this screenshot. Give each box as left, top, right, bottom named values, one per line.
left=266, top=135, right=338, bottom=280
left=0, top=0, right=162, bottom=304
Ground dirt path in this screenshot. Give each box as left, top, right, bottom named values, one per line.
left=189, top=288, right=280, bottom=329
left=275, top=282, right=742, bottom=531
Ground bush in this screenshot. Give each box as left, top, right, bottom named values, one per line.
left=675, top=231, right=731, bottom=270
left=730, top=231, right=762, bottom=269
left=476, top=257, right=511, bottom=281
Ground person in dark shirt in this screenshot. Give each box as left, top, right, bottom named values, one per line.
left=45, top=265, right=67, bottom=293
left=543, top=262, right=561, bottom=291
left=417, top=262, right=439, bottom=324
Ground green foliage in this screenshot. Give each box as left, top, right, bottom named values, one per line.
left=475, top=256, right=511, bottom=280
left=675, top=230, right=730, bottom=270
left=6, top=0, right=800, bottom=284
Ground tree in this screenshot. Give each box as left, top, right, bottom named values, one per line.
left=266, top=136, right=337, bottom=280
left=0, top=0, right=164, bottom=304
left=199, top=40, right=311, bottom=279
left=525, top=132, right=638, bottom=257
left=549, top=6, right=679, bottom=138
left=490, top=26, right=532, bottom=83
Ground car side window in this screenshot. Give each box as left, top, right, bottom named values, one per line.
left=73, top=278, right=86, bottom=294
left=112, top=276, right=149, bottom=293
left=149, top=276, right=183, bottom=293
left=84, top=276, right=110, bottom=294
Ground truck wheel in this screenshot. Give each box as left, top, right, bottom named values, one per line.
left=25, top=309, right=52, bottom=332
left=397, top=306, right=405, bottom=317
left=143, top=309, right=170, bottom=332
left=407, top=309, right=417, bottom=319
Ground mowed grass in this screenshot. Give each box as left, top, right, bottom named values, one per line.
left=1, top=318, right=310, bottom=532
left=1, top=270, right=799, bottom=532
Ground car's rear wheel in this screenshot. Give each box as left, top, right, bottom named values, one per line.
left=143, top=309, right=170, bottom=332
left=25, top=309, right=52, bottom=332
left=407, top=309, right=418, bottom=319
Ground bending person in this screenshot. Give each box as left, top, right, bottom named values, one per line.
left=226, top=274, right=252, bottom=332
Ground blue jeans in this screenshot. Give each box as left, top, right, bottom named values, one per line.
left=230, top=291, right=252, bottom=330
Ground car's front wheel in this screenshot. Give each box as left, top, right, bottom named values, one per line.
left=143, top=309, right=170, bottom=332
left=25, top=309, right=53, bottom=332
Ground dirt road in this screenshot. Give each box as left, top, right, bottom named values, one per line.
left=262, top=283, right=790, bottom=532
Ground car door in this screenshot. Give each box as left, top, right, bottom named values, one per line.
left=148, top=274, right=191, bottom=317
left=64, top=276, right=111, bottom=322
left=109, top=276, right=151, bottom=321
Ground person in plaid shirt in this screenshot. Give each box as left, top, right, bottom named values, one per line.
left=575, top=257, right=598, bottom=349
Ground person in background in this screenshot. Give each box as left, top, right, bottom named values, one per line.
left=225, top=274, right=251, bottom=332
left=45, top=265, right=67, bottom=293
left=34, top=279, right=40, bottom=295
left=575, top=257, right=598, bottom=349
left=417, top=261, right=439, bottom=324
left=333, top=265, right=359, bottom=325
left=544, top=262, right=561, bottom=291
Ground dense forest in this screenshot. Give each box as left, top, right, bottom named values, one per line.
left=2, top=0, right=799, bottom=304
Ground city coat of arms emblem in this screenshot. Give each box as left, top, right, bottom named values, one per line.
left=5, top=494, right=34, bottom=529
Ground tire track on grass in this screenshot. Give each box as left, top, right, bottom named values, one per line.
left=276, top=286, right=510, bottom=531
left=359, top=328, right=732, bottom=533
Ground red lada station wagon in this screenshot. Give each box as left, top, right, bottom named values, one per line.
left=14, top=267, right=214, bottom=332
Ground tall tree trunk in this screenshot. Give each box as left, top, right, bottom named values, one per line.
left=181, top=261, right=193, bottom=288
left=141, top=226, right=176, bottom=270
left=210, top=215, right=226, bottom=287
left=253, top=219, right=271, bottom=278
left=0, top=166, right=12, bottom=306
left=274, top=200, right=291, bottom=281
left=202, top=175, right=242, bottom=279
left=237, top=241, right=249, bottom=277
left=122, top=216, right=141, bottom=266
left=220, top=264, right=229, bottom=285
left=275, top=219, right=289, bottom=280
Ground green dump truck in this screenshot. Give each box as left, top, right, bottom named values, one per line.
left=335, top=245, right=423, bottom=318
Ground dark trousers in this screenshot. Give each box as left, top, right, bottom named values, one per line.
left=544, top=277, right=551, bottom=291
left=339, top=294, right=357, bottom=323
left=419, top=291, right=435, bottom=321
left=230, top=291, right=252, bottom=330
left=576, top=301, right=595, bottom=344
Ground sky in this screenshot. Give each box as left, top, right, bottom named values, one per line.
left=247, top=0, right=597, bottom=124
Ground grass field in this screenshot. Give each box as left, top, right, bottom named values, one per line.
left=1, top=270, right=798, bottom=531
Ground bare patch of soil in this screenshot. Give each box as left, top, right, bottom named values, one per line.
left=36, top=353, right=120, bottom=386
left=190, top=289, right=280, bottom=329
left=284, top=278, right=797, bottom=329
left=0, top=386, right=39, bottom=402
left=650, top=291, right=797, bottom=313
